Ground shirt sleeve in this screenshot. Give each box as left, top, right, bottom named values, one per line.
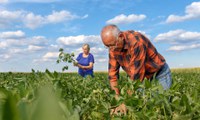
left=76, top=53, right=81, bottom=61
left=108, top=50, right=120, bottom=94
left=129, top=42, right=146, bottom=81
left=89, top=54, right=94, bottom=63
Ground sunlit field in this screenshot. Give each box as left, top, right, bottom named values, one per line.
left=0, top=68, right=199, bottom=120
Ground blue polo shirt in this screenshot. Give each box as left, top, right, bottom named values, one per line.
left=76, top=53, right=94, bottom=77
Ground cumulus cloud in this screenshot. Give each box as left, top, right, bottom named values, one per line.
left=154, top=29, right=200, bottom=44
left=0, top=30, right=48, bottom=49
left=55, top=34, right=114, bottom=64
left=0, top=0, right=8, bottom=4
left=0, top=30, right=25, bottom=39
left=56, top=35, right=107, bottom=64
left=81, top=14, right=89, bottom=19
left=29, top=36, right=48, bottom=46
left=0, top=10, right=87, bottom=29
left=0, top=31, right=108, bottom=65
left=155, top=29, right=200, bottom=51
left=0, top=10, right=23, bottom=28
left=0, top=30, right=50, bottom=61
left=23, top=13, right=45, bottom=29
left=46, top=10, right=79, bottom=23
left=166, top=1, right=200, bottom=23
left=34, top=52, right=59, bottom=62
left=0, top=54, right=11, bottom=61
left=167, top=44, right=200, bottom=51
left=43, top=52, right=59, bottom=59
left=27, top=45, right=44, bottom=51
left=57, top=35, right=101, bottom=47
left=96, top=58, right=107, bottom=62
left=106, top=14, right=146, bottom=25
left=0, top=39, right=26, bottom=48
left=2, top=0, right=61, bottom=3
left=8, top=48, right=25, bottom=54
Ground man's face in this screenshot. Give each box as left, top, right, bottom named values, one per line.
left=107, top=34, right=124, bottom=51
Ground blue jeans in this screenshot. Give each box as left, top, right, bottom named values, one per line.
left=156, top=63, right=172, bottom=90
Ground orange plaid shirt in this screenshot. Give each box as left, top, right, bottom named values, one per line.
left=109, top=30, right=166, bottom=93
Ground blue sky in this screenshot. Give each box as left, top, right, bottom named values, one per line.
left=0, top=0, right=200, bottom=72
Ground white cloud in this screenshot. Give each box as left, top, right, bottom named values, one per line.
left=43, top=52, right=59, bottom=59
left=90, top=47, right=106, bottom=54
left=33, top=51, right=59, bottom=63
left=0, top=10, right=23, bottom=28
left=90, top=47, right=108, bottom=63
left=0, top=30, right=50, bottom=62
left=46, top=10, right=78, bottom=23
left=38, top=52, right=59, bottom=62
left=8, top=48, right=25, bottom=54
left=154, top=29, right=200, bottom=43
left=62, top=25, right=81, bottom=33
left=0, top=54, right=11, bottom=62
left=0, top=0, right=8, bottom=4
left=0, top=39, right=26, bottom=48
left=0, top=10, right=22, bottom=20
left=57, top=35, right=101, bottom=47
left=106, top=14, right=146, bottom=25
left=0, top=30, right=49, bottom=49
left=4, top=0, right=61, bottom=3
left=155, top=29, right=200, bottom=51
left=23, top=13, right=45, bottom=29
left=29, top=36, right=48, bottom=46
left=0, top=44, right=46, bottom=62
left=0, top=30, right=25, bottom=39
left=82, top=14, right=88, bottom=19
left=0, top=10, right=87, bottom=29
left=3, top=54, right=10, bottom=59
left=0, top=31, right=108, bottom=65
left=97, top=58, right=107, bottom=62
left=0, top=41, right=7, bottom=48
left=167, top=44, right=200, bottom=51
left=27, top=45, right=44, bottom=51
left=49, top=44, right=59, bottom=50
left=166, top=1, right=200, bottom=23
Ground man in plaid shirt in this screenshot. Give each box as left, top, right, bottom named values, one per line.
left=101, top=25, right=172, bottom=115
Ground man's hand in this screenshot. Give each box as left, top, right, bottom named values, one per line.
left=110, top=103, right=127, bottom=116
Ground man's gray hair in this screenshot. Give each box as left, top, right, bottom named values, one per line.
left=109, top=24, right=121, bottom=39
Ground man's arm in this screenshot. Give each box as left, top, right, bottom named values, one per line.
left=109, top=51, right=120, bottom=95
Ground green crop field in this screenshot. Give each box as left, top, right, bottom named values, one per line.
left=0, top=68, right=200, bottom=120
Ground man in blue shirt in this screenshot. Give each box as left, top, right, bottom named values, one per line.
left=75, top=44, right=94, bottom=77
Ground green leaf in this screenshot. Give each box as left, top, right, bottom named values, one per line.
left=144, top=79, right=151, bottom=89
left=59, top=48, right=64, bottom=52
left=2, top=90, right=20, bottom=120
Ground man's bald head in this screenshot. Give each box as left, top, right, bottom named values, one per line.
left=101, top=25, right=121, bottom=47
